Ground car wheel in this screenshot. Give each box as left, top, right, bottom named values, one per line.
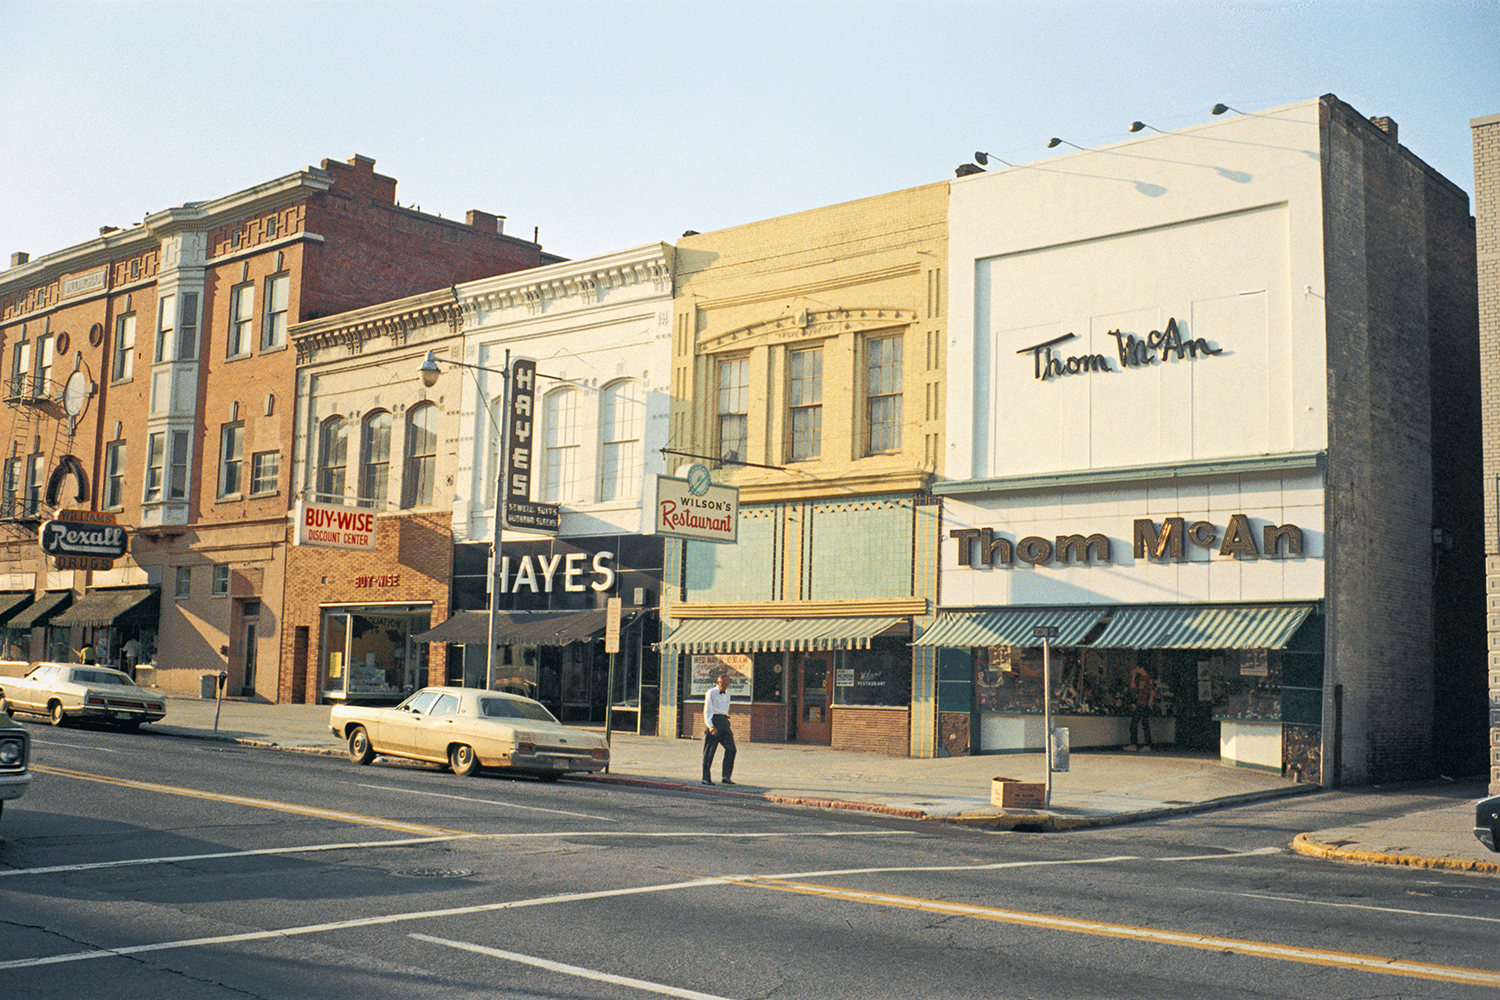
left=449, top=744, right=480, bottom=777
left=48, top=701, right=66, bottom=726
left=348, top=726, right=375, bottom=765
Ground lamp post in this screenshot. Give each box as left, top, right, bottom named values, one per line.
left=419, top=348, right=509, bottom=692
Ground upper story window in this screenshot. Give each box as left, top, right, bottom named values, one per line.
left=361, top=410, right=391, bottom=507
left=8, top=339, right=29, bottom=398
left=154, top=293, right=199, bottom=362
left=218, top=422, right=244, bottom=498
left=402, top=403, right=437, bottom=508
left=175, top=565, right=192, bottom=598
left=212, top=564, right=230, bottom=596
left=541, top=387, right=582, bottom=503
left=23, top=454, right=43, bottom=518
left=176, top=292, right=199, bottom=359
left=716, top=357, right=748, bottom=465
left=598, top=379, right=643, bottom=502
left=112, top=313, right=136, bottom=381
left=317, top=416, right=348, bottom=501
left=1, top=457, right=20, bottom=518
left=265, top=215, right=279, bottom=240
left=104, top=440, right=126, bottom=509
left=34, top=333, right=54, bottom=399
left=145, top=432, right=165, bottom=501
left=227, top=283, right=254, bottom=357
left=262, top=273, right=289, bottom=350
left=251, top=450, right=279, bottom=496
left=167, top=429, right=190, bottom=500
left=788, top=346, right=822, bottom=462
left=865, top=334, right=904, bottom=454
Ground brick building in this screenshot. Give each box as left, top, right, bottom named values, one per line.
left=0, top=155, right=559, bottom=699
left=1475, top=110, right=1500, bottom=794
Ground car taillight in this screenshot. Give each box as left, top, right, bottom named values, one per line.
left=591, top=748, right=609, bottom=761
left=515, top=742, right=536, bottom=755
left=87, top=696, right=107, bottom=706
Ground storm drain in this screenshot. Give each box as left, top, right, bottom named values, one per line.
left=390, top=867, right=475, bottom=879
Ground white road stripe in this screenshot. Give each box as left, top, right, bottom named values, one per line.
left=25, top=739, right=120, bottom=753
left=354, top=781, right=619, bottom=823
left=1222, top=889, right=1500, bottom=926
left=411, top=934, right=733, bottom=1000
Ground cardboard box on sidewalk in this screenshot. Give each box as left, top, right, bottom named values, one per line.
left=992, top=777, right=1045, bottom=809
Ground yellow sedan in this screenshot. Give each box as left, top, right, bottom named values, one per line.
left=329, top=686, right=609, bottom=780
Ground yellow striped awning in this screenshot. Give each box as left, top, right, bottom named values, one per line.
left=912, top=607, right=1106, bottom=648
left=1087, top=604, right=1315, bottom=649
left=659, top=616, right=905, bottom=654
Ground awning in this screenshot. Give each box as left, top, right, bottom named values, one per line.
left=659, top=616, right=906, bottom=654
left=51, top=587, right=158, bottom=629
left=6, top=591, right=72, bottom=630
left=414, top=609, right=612, bottom=647
left=913, top=607, right=1106, bottom=648
left=0, top=592, right=33, bottom=625
left=1087, top=604, right=1315, bottom=649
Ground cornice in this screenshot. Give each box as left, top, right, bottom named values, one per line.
left=727, top=468, right=933, bottom=504
left=700, top=305, right=919, bottom=354
left=292, top=289, right=463, bottom=364
left=688, top=260, right=923, bottom=314
left=458, top=242, right=673, bottom=320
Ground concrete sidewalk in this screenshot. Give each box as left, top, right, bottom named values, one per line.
left=125, top=694, right=1498, bottom=876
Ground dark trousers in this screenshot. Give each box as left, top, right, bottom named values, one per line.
left=703, top=714, right=736, bottom=781
left=1130, top=706, right=1153, bottom=748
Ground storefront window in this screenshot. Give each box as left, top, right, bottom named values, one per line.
left=751, top=651, right=785, bottom=702
left=2, top=627, right=29, bottom=662
left=322, top=607, right=431, bottom=700
left=833, top=638, right=911, bottom=706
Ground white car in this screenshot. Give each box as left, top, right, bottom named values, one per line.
left=0, top=663, right=167, bottom=729
left=0, top=710, right=30, bottom=819
left=329, top=686, right=609, bottom=780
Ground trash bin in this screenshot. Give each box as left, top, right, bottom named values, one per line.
left=200, top=673, right=219, bottom=699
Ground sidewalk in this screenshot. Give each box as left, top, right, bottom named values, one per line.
left=140, top=694, right=1496, bottom=875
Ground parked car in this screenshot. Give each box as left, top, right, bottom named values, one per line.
left=1476, top=795, right=1500, bottom=853
left=329, top=686, right=609, bottom=780
left=0, top=663, right=167, bottom=729
left=0, top=707, right=31, bottom=818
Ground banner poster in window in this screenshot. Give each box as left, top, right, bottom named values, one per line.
left=690, top=653, right=752, bottom=697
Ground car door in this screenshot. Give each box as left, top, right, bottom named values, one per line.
left=378, top=689, right=440, bottom=756
left=16, top=667, right=55, bottom=712
left=408, top=692, right=460, bottom=762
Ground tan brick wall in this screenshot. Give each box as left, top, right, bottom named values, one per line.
left=831, top=706, right=910, bottom=755
left=1475, top=111, right=1500, bottom=793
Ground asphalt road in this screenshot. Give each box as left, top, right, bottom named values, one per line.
left=3, top=721, right=1497, bottom=1000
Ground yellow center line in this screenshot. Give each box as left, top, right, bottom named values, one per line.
left=32, top=765, right=465, bottom=837
left=733, top=877, right=1500, bottom=989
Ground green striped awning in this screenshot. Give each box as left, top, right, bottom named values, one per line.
left=1087, top=604, right=1315, bottom=649
left=660, top=617, right=905, bottom=654
left=913, top=607, right=1106, bottom=648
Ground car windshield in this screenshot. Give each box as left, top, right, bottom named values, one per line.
left=397, top=690, right=441, bottom=714
left=73, top=670, right=129, bottom=686
left=478, top=697, right=559, bottom=724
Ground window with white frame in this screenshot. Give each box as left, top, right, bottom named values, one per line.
left=145, top=432, right=165, bottom=501
left=2, top=457, right=20, bottom=517
left=218, top=422, right=244, bottom=497
left=104, top=440, right=126, bottom=509
left=250, top=450, right=279, bottom=495
left=24, top=454, right=43, bottom=517
left=598, top=379, right=643, bottom=502
left=318, top=417, right=348, bottom=501
left=865, top=334, right=903, bottom=454
left=227, top=283, right=254, bottom=357
left=34, top=333, right=53, bottom=399
left=212, top=564, right=230, bottom=596
left=361, top=410, right=391, bottom=506
left=168, top=429, right=190, bottom=500
left=716, top=357, right=747, bottom=464
left=175, top=565, right=191, bottom=598
left=403, top=403, right=437, bottom=508
left=788, top=346, right=822, bottom=462
left=541, top=387, right=582, bottom=502
left=262, top=273, right=289, bottom=349
left=9, top=339, right=29, bottom=398
left=112, top=313, right=135, bottom=381
left=175, top=292, right=199, bottom=360
left=154, top=293, right=175, bottom=363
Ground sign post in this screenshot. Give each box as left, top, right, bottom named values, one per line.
left=1033, top=625, right=1060, bottom=808
left=603, top=596, right=622, bottom=765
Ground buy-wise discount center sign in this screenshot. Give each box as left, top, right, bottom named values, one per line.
left=294, top=499, right=377, bottom=551
left=654, top=465, right=738, bottom=544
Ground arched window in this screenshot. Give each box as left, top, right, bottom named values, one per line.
left=360, top=410, right=391, bottom=506
left=317, top=416, right=348, bottom=501
left=598, top=379, right=643, bottom=502
left=403, top=402, right=437, bottom=508
left=541, top=387, right=581, bottom=503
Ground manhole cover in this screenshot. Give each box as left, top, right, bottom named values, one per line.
left=391, top=868, right=474, bottom=879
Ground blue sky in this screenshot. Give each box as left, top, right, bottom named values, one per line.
left=3, top=1, right=1496, bottom=264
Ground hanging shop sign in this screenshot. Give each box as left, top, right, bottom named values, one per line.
left=1016, top=317, right=1223, bottom=382
left=951, top=513, right=1304, bottom=568
left=655, top=464, right=739, bottom=543
left=295, top=499, right=377, bottom=551
left=40, top=509, right=127, bottom=570
left=502, top=357, right=559, bottom=534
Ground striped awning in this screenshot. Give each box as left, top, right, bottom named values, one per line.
left=659, top=616, right=905, bottom=654
left=912, top=607, right=1106, bottom=648
left=6, top=590, right=71, bottom=630
left=51, top=587, right=158, bottom=628
left=414, top=609, right=613, bottom=647
left=0, top=592, right=33, bottom=625
left=1087, top=604, right=1315, bottom=649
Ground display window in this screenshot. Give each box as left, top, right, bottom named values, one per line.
left=321, top=605, right=431, bottom=701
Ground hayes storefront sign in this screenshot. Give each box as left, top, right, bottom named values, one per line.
left=295, top=500, right=377, bottom=551
left=1017, top=317, right=1223, bottom=382
left=951, top=513, right=1304, bottom=568
left=655, top=465, right=739, bottom=544
left=40, top=510, right=127, bottom=570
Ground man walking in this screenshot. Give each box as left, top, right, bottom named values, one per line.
left=702, top=671, right=736, bottom=785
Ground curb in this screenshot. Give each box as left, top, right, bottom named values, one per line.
left=937, top=781, right=1323, bottom=832
left=1289, top=832, right=1500, bottom=876
left=581, top=773, right=929, bottom=819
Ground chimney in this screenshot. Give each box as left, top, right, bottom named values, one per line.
left=321, top=154, right=397, bottom=206
left=465, top=210, right=506, bottom=236
left=10, top=252, right=28, bottom=268
left=1369, top=116, right=1398, bottom=143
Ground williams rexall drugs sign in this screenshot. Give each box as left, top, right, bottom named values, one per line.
left=654, top=467, right=738, bottom=544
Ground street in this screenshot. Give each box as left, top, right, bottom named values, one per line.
left=2, top=722, right=1497, bottom=999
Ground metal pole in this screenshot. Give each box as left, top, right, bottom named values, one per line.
left=1042, top=637, right=1053, bottom=808
left=485, top=350, right=510, bottom=692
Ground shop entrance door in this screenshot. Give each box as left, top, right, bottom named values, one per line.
left=793, top=651, right=834, bottom=744
left=242, top=623, right=258, bottom=696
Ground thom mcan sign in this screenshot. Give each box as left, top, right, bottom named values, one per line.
left=295, top=500, right=377, bottom=551
left=951, top=513, right=1305, bottom=569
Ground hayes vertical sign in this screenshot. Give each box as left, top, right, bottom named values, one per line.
left=502, top=357, right=559, bottom=533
